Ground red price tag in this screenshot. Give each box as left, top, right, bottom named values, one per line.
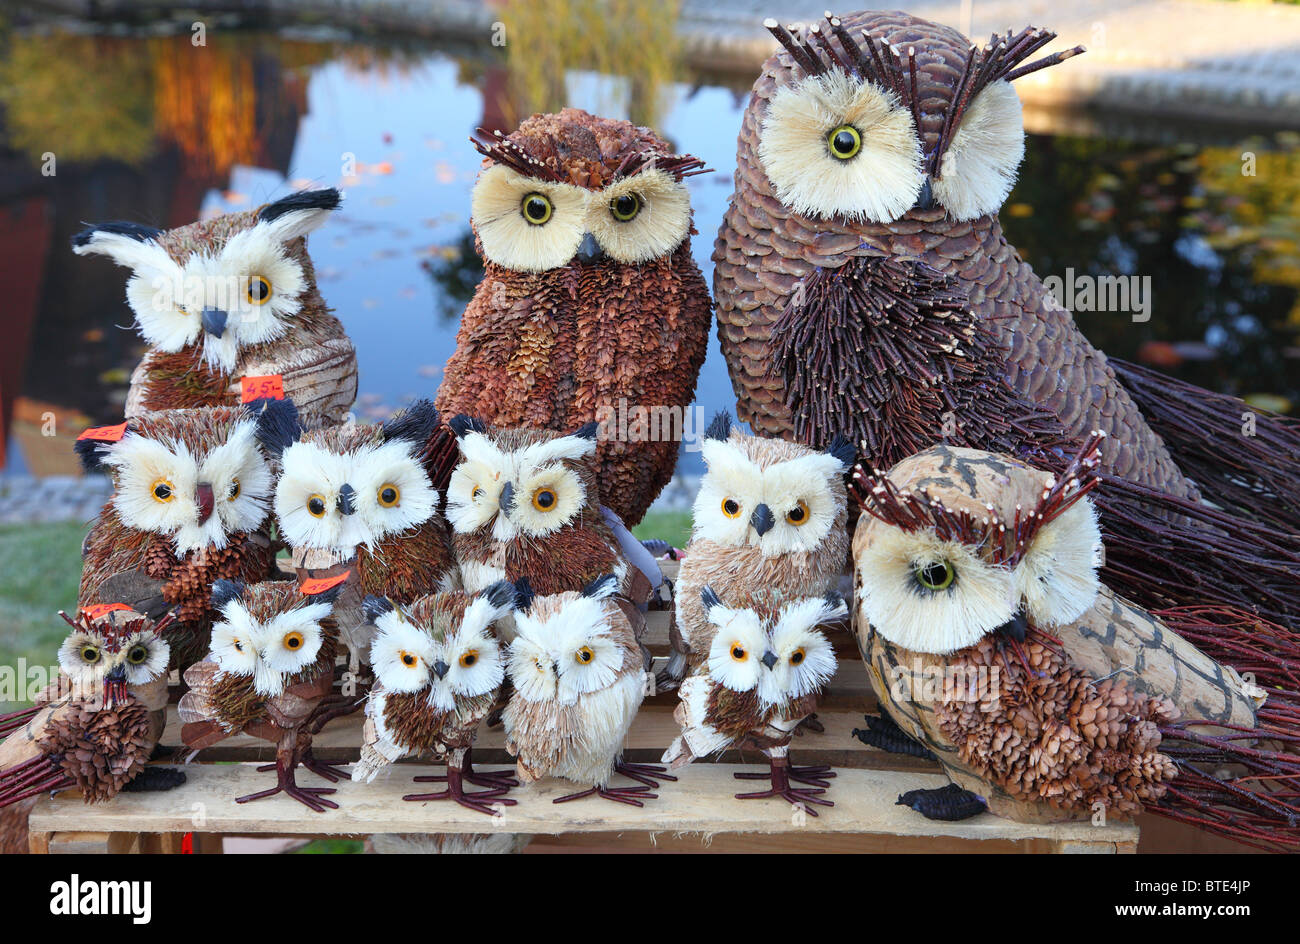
left=301, top=570, right=351, bottom=596
left=241, top=375, right=285, bottom=403
left=82, top=603, right=134, bottom=619
left=77, top=422, right=128, bottom=442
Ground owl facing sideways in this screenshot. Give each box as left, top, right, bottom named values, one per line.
left=180, top=579, right=349, bottom=811
left=503, top=575, right=671, bottom=806
left=664, top=587, right=846, bottom=814
left=269, top=399, right=459, bottom=669
left=352, top=581, right=522, bottom=815
left=0, top=605, right=185, bottom=809
left=667, top=414, right=852, bottom=687
left=76, top=401, right=291, bottom=668
left=435, top=108, right=714, bottom=526
left=73, top=189, right=357, bottom=426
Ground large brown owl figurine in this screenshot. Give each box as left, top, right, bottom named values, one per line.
left=435, top=108, right=713, bottom=526
left=73, top=189, right=357, bottom=427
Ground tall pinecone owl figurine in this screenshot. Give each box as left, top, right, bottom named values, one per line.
left=435, top=108, right=713, bottom=526
left=664, top=587, right=846, bottom=815
left=180, top=579, right=348, bottom=812
left=73, top=189, right=357, bottom=426
left=269, top=399, right=459, bottom=670
left=76, top=401, right=290, bottom=668
left=851, top=438, right=1300, bottom=849
left=0, top=605, right=185, bottom=808
left=351, top=581, right=522, bottom=815
left=665, top=413, right=851, bottom=687
left=503, top=575, right=671, bottom=806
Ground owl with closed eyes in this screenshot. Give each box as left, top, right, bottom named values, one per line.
left=503, top=575, right=669, bottom=806
left=73, top=189, right=357, bottom=426
left=268, top=399, right=459, bottom=670
left=665, top=414, right=851, bottom=688
left=180, top=579, right=348, bottom=811
left=446, top=417, right=653, bottom=650
left=664, top=587, right=846, bottom=814
left=75, top=401, right=290, bottom=668
left=434, top=108, right=713, bottom=526
left=351, top=581, right=522, bottom=815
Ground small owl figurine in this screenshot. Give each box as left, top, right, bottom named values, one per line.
left=666, top=414, right=852, bottom=687
left=73, top=189, right=357, bottom=426
left=435, top=108, right=713, bottom=526
left=179, top=579, right=348, bottom=812
left=503, top=575, right=671, bottom=806
left=351, top=580, right=522, bottom=815
left=76, top=401, right=290, bottom=668
left=664, top=587, right=846, bottom=814
left=446, top=417, right=653, bottom=648
left=0, top=605, right=185, bottom=809
left=269, top=399, right=459, bottom=670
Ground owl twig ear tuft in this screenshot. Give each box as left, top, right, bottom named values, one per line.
left=74, top=439, right=111, bottom=474
left=570, top=421, right=599, bottom=441
left=580, top=574, right=619, bottom=600
left=448, top=414, right=488, bottom=440
left=256, top=188, right=342, bottom=243
left=514, top=578, right=536, bottom=612
left=704, top=412, right=732, bottom=442
left=362, top=595, right=394, bottom=624
left=700, top=585, right=723, bottom=612
left=211, top=580, right=246, bottom=611
left=470, top=127, right=567, bottom=183
left=480, top=579, right=521, bottom=613
left=823, top=592, right=849, bottom=620
left=826, top=434, right=856, bottom=471
left=71, top=221, right=162, bottom=252
left=304, top=583, right=344, bottom=607
left=382, top=399, right=439, bottom=449
left=245, top=397, right=301, bottom=458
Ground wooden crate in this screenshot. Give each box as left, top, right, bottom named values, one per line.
left=26, top=561, right=1139, bottom=854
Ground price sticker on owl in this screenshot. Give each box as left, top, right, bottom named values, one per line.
left=241, top=374, right=286, bottom=403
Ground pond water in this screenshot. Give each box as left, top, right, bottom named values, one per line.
left=1, top=24, right=1296, bottom=481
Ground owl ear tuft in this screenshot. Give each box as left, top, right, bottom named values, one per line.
left=823, top=592, right=849, bottom=621
left=74, top=439, right=113, bottom=474
left=304, top=583, right=343, bottom=607
left=448, top=414, right=487, bottom=439
left=256, top=188, right=342, bottom=243
left=382, top=399, right=439, bottom=449
left=245, top=397, right=301, bottom=458
left=826, top=434, right=856, bottom=471
left=704, top=412, right=732, bottom=441
left=570, top=421, right=599, bottom=441
left=700, top=585, right=723, bottom=614
left=362, top=595, right=394, bottom=624
left=71, top=221, right=162, bottom=252
left=479, top=579, right=521, bottom=613
left=581, top=573, right=619, bottom=600
left=514, top=578, right=536, bottom=612
left=211, top=580, right=246, bottom=611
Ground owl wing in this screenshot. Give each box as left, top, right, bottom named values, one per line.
left=352, top=686, right=410, bottom=783
left=503, top=696, right=578, bottom=784
left=79, top=507, right=165, bottom=610
left=178, top=660, right=234, bottom=749
left=662, top=674, right=733, bottom=768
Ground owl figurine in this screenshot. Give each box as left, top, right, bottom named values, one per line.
left=503, top=575, right=670, bottom=806
left=850, top=437, right=1300, bottom=849
left=664, top=587, right=846, bottom=814
left=351, top=581, right=522, bottom=815
left=0, top=605, right=185, bottom=809
left=445, top=416, right=654, bottom=650
left=434, top=108, right=713, bottom=526
left=269, top=399, right=459, bottom=670
left=665, top=414, right=852, bottom=688
left=179, top=579, right=348, bottom=811
left=75, top=401, right=290, bottom=668
left=73, top=189, right=357, bottom=426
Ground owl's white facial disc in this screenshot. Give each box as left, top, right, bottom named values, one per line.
left=766, top=598, right=841, bottom=705
left=932, top=81, right=1025, bottom=222
left=694, top=439, right=844, bottom=556
left=116, top=630, right=172, bottom=686
left=472, top=165, right=589, bottom=272
left=210, top=606, right=265, bottom=679
left=1013, top=496, right=1102, bottom=627
left=276, top=439, right=438, bottom=554
left=58, top=629, right=111, bottom=686
left=705, top=606, right=767, bottom=695
left=443, top=604, right=506, bottom=699
left=506, top=629, right=558, bottom=703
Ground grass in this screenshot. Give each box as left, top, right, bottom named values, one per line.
left=633, top=509, right=691, bottom=549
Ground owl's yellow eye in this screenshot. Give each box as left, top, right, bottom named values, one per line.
left=306, top=494, right=327, bottom=518
left=785, top=500, right=810, bottom=526
left=471, top=486, right=483, bottom=499
left=532, top=487, right=557, bottom=511
left=915, top=561, right=956, bottom=591
left=399, top=650, right=418, bottom=668
left=127, top=645, right=149, bottom=665
left=721, top=498, right=741, bottom=519
left=521, top=193, right=553, bottom=225
left=730, top=644, right=747, bottom=662
left=283, top=631, right=305, bottom=651
left=575, top=646, right=594, bottom=664
left=81, top=646, right=100, bottom=664
left=377, top=484, right=400, bottom=507
left=827, top=125, right=862, bottom=160
left=151, top=479, right=174, bottom=503
left=459, top=650, right=478, bottom=668
left=610, top=193, right=641, bottom=222
left=228, top=478, right=241, bottom=501
left=789, top=648, right=805, bottom=666
left=247, top=276, right=272, bottom=305
left=232, top=639, right=244, bottom=653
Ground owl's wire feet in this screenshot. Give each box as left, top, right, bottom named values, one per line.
left=237, top=766, right=338, bottom=813
left=614, top=759, right=676, bottom=789
left=735, top=763, right=834, bottom=788
left=553, top=782, right=657, bottom=808
left=896, top=783, right=987, bottom=821
left=298, top=749, right=351, bottom=783
left=411, top=750, right=518, bottom=790
left=734, top=756, right=834, bottom=815
left=403, top=766, right=516, bottom=817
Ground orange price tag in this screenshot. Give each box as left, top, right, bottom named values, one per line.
left=82, top=603, right=134, bottom=619
left=77, top=422, right=128, bottom=442
left=241, top=375, right=285, bottom=403
left=301, top=570, right=351, bottom=596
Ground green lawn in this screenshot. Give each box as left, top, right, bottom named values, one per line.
left=633, top=509, right=691, bottom=549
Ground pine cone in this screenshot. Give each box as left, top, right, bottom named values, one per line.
left=37, top=701, right=151, bottom=803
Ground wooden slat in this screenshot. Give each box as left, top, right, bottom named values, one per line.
left=28, top=761, right=1136, bottom=848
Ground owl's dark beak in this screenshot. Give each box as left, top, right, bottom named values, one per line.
left=195, top=483, right=215, bottom=523
left=201, top=307, right=229, bottom=339
left=433, top=659, right=450, bottom=680
left=912, top=176, right=937, bottom=212
left=760, top=650, right=778, bottom=670
left=573, top=232, right=605, bottom=266
left=994, top=611, right=1029, bottom=643
left=499, top=481, right=516, bottom=514
left=338, top=483, right=357, bottom=516
left=750, top=503, right=775, bottom=537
